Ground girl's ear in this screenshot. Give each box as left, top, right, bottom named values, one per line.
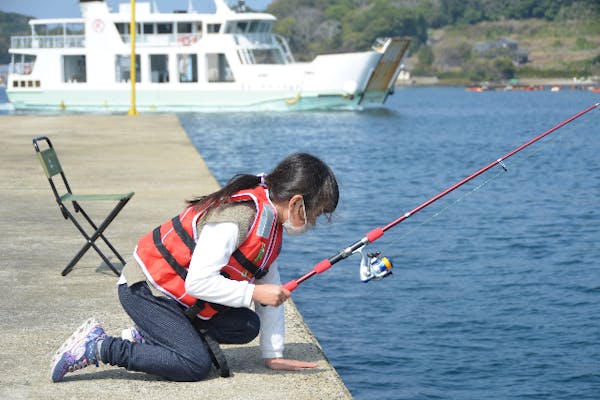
left=288, top=194, right=304, bottom=212
left=287, top=194, right=305, bottom=223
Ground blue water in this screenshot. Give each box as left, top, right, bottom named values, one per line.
left=2, top=87, right=598, bottom=398
left=178, top=89, right=600, bottom=400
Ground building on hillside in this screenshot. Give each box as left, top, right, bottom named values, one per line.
left=474, top=37, right=528, bottom=65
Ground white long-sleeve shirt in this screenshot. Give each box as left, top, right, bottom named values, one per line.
left=185, top=221, right=285, bottom=359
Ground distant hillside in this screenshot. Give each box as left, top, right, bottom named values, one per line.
left=0, top=11, right=31, bottom=64
left=1, top=2, right=599, bottom=82
left=408, top=17, right=600, bottom=82
left=267, top=0, right=600, bottom=82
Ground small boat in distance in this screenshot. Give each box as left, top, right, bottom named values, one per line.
left=7, top=0, right=409, bottom=112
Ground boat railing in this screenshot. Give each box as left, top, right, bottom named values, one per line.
left=119, top=33, right=202, bottom=46
left=11, top=35, right=85, bottom=49
left=273, top=34, right=295, bottom=64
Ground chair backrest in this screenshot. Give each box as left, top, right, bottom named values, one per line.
left=33, top=136, right=73, bottom=213
left=36, top=146, right=63, bottom=178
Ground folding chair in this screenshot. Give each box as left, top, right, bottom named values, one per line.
left=32, top=136, right=134, bottom=276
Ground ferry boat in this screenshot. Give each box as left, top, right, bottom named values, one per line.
left=7, top=0, right=410, bottom=112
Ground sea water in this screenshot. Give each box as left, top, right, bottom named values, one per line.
left=3, top=87, right=598, bottom=399
left=179, top=88, right=600, bottom=400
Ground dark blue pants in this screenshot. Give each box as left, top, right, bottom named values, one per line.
left=99, top=282, right=260, bottom=381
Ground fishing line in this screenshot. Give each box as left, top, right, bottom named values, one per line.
left=283, top=102, right=600, bottom=291
left=387, top=105, right=600, bottom=246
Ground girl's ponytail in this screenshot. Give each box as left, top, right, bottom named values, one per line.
left=187, top=153, right=338, bottom=220
left=187, top=174, right=261, bottom=211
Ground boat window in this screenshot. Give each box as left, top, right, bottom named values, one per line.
left=34, top=23, right=64, bottom=36
left=143, top=23, right=154, bottom=34
left=150, top=54, right=169, bottom=83
left=33, top=25, right=47, bottom=35
left=11, top=54, right=36, bottom=75
left=252, top=49, right=284, bottom=65
left=206, top=53, right=235, bottom=82
left=178, top=54, right=198, bottom=83
left=115, top=55, right=141, bottom=83
left=116, top=23, right=142, bottom=34
left=225, top=21, right=249, bottom=34
left=177, top=22, right=192, bottom=34
left=258, top=21, right=272, bottom=33
left=63, top=55, right=86, bottom=83
left=116, top=23, right=143, bottom=45
left=248, top=20, right=260, bottom=33
left=207, top=24, right=221, bottom=34
left=66, top=23, right=85, bottom=35
left=157, top=23, right=173, bottom=34
left=116, top=23, right=127, bottom=35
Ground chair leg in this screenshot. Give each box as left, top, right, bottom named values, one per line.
left=63, top=235, right=117, bottom=276
left=61, top=198, right=131, bottom=276
left=76, top=200, right=131, bottom=266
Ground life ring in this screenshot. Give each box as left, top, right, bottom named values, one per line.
left=93, top=19, right=105, bottom=33
left=178, top=35, right=196, bottom=46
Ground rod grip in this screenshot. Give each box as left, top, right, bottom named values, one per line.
left=283, top=280, right=298, bottom=292
left=366, top=227, right=384, bottom=242
left=314, top=259, right=332, bottom=274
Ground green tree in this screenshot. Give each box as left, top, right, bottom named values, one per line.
left=413, top=45, right=435, bottom=74
left=493, top=57, right=516, bottom=80
left=0, top=11, right=31, bottom=64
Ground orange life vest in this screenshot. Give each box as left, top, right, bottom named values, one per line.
left=134, top=186, right=282, bottom=319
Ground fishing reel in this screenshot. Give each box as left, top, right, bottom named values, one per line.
left=355, top=247, right=393, bottom=282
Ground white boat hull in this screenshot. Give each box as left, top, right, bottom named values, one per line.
left=7, top=87, right=364, bottom=112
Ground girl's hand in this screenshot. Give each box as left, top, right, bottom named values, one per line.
left=265, top=358, right=318, bottom=371
left=252, top=284, right=290, bottom=307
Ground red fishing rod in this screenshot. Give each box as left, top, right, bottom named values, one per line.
left=283, top=102, right=600, bottom=292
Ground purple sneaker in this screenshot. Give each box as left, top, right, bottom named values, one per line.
left=50, top=318, right=106, bottom=382
left=121, top=326, right=145, bottom=344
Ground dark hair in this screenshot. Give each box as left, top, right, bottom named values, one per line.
left=188, top=153, right=339, bottom=220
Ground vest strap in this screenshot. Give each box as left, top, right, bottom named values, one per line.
left=184, top=299, right=230, bottom=320
left=184, top=305, right=231, bottom=378
left=232, top=249, right=267, bottom=279
left=153, top=227, right=188, bottom=280
left=195, top=324, right=231, bottom=378
left=171, top=215, right=196, bottom=252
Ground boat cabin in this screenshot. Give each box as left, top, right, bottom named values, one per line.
left=9, top=0, right=292, bottom=89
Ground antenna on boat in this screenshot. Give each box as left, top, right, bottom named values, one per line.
left=151, top=0, right=159, bottom=13
left=187, top=0, right=195, bottom=13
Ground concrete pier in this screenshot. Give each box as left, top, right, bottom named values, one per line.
left=0, top=115, right=352, bottom=399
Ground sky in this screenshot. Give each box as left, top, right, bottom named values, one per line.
left=0, top=0, right=272, bottom=19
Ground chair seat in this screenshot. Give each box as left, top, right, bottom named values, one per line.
left=60, top=192, right=135, bottom=202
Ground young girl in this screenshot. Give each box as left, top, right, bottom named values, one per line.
left=51, top=153, right=339, bottom=382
